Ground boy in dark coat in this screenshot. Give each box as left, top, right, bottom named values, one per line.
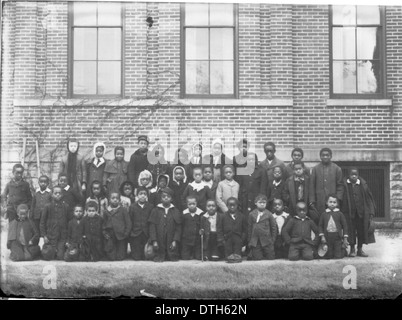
left=59, top=173, right=82, bottom=216
left=282, top=201, right=319, bottom=261
left=266, top=166, right=285, bottom=210
left=217, top=197, right=247, bottom=259
left=202, top=165, right=219, bottom=199
left=201, top=199, right=224, bottom=261
left=181, top=196, right=204, bottom=260
left=282, top=160, right=317, bottom=221
left=1, top=164, right=32, bottom=222
left=86, top=142, right=106, bottom=198
left=149, top=187, right=182, bottom=262
left=284, top=147, right=310, bottom=178
left=341, top=168, right=376, bottom=257
left=103, top=146, right=128, bottom=196
left=237, top=153, right=267, bottom=215
left=169, top=166, right=188, bottom=213
left=319, top=194, right=349, bottom=259
left=272, top=199, right=291, bottom=259
left=31, top=175, right=52, bottom=233
left=259, top=142, right=287, bottom=185
left=103, top=192, right=132, bottom=261
left=40, top=186, right=70, bottom=260
left=64, top=205, right=85, bottom=262
left=309, top=148, right=343, bottom=218
left=149, top=174, right=170, bottom=207
left=7, top=204, right=40, bottom=261
left=128, top=187, right=154, bottom=260
left=82, top=201, right=104, bottom=261
left=248, top=195, right=277, bottom=260
left=128, top=135, right=150, bottom=188
left=182, top=167, right=213, bottom=212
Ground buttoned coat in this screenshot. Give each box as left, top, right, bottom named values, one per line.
left=248, top=209, right=277, bottom=247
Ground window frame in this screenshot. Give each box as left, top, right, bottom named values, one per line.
left=180, top=3, right=239, bottom=99
left=67, top=2, right=125, bottom=99
left=329, top=5, right=387, bottom=99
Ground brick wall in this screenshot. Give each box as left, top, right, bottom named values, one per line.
left=1, top=2, right=401, bottom=222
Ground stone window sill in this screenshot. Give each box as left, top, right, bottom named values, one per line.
left=326, top=99, right=393, bottom=107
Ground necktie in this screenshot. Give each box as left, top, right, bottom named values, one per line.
left=97, top=158, right=101, bottom=165
left=297, top=183, right=304, bottom=201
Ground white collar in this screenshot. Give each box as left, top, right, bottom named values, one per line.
left=183, top=208, right=203, bottom=216
left=157, top=203, right=175, bottom=210
left=223, top=179, right=236, bottom=186
left=203, top=180, right=213, bottom=187
left=295, top=215, right=310, bottom=221
left=189, top=180, right=206, bottom=192
left=93, top=157, right=105, bottom=167
left=325, top=208, right=340, bottom=212
left=107, top=205, right=121, bottom=211
left=203, top=212, right=217, bottom=219
left=64, top=185, right=70, bottom=191
left=347, top=178, right=360, bottom=185
left=273, top=180, right=282, bottom=187
left=36, top=187, right=51, bottom=194
left=273, top=212, right=289, bottom=219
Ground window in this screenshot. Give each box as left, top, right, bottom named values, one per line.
left=69, top=2, right=123, bottom=97
left=181, top=3, right=237, bottom=98
left=337, top=162, right=390, bottom=221
left=330, top=5, right=385, bottom=98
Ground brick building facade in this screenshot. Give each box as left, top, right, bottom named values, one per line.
left=1, top=1, right=401, bottom=225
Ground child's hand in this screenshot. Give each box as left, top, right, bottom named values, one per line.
left=241, top=246, right=246, bottom=253
left=170, top=241, right=177, bottom=250
left=343, top=238, right=349, bottom=247
left=44, top=236, right=49, bottom=244
left=28, top=240, right=33, bottom=245
left=66, top=242, right=70, bottom=248
left=153, top=241, right=159, bottom=251
left=320, top=236, right=327, bottom=244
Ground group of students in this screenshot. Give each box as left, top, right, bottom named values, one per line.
left=1, top=135, right=377, bottom=263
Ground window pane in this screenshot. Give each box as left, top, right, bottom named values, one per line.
left=357, top=6, right=380, bottom=25
left=98, top=2, right=121, bottom=26
left=98, top=61, right=121, bottom=94
left=186, top=61, right=209, bottom=94
left=73, top=61, right=96, bottom=94
left=210, top=4, right=233, bottom=26
left=332, top=27, right=355, bottom=60
left=74, top=2, right=97, bottom=26
left=333, top=61, right=356, bottom=94
left=210, top=28, right=233, bottom=60
left=185, top=3, right=208, bottom=25
left=357, top=28, right=379, bottom=60
left=358, top=60, right=380, bottom=94
left=74, top=28, right=97, bottom=60
left=332, top=5, right=356, bottom=25
left=98, top=28, right=121, bottom=60
left=186, top=28, right=209, bottom=60
left=210, top=61, right=233, bottom=94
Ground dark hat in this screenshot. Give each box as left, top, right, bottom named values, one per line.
left=138, top=135, right=149, bottom=144
left=161, top=187, right=174, bottom=197
left=318, top=243, right=328, bottom=258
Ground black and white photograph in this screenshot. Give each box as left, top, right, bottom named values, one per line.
left=0, top=0, right=401, bottom=304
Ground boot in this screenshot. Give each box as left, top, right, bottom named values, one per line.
left=357, top=247, right=368, bottom=257
left=349, top=245, right=356, bottom=257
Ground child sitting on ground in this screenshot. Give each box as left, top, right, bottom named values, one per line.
left=181, top=196, right=204, bottom=260
left=271, top=198, right=290, bottom=259
left=86, top=180, right=108, bottom=217
left=64, top=205, right=85, bottom=262
left=82, top=201, right=104, bottom=261
left=201, top=199, right=224, bottom=261
left=282, top=201, right=319, bottom=261
left=149, top=187, right=181, bottom=262
left=7, top=204, right=40, bottom=261
left=247, top=194, right=277, bottom=260
left=40, top=186, right=70, bottom=260
left=217, top=197, right=247, bottom=261
left=319, top=194, right=349, bottom=260
left=128, top=187, right=154, bottom=260
left=103, top=192, right=132, bottom=261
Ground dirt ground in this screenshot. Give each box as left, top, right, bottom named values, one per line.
left=1, top=217, right=401, bottom=299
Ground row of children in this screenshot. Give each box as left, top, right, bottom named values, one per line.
left=2, top=136, right=377, bottom=261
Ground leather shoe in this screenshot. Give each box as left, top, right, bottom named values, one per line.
left=357, top=249, right=368, bottom=257
left=349, top=247, right=356, bottom=257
